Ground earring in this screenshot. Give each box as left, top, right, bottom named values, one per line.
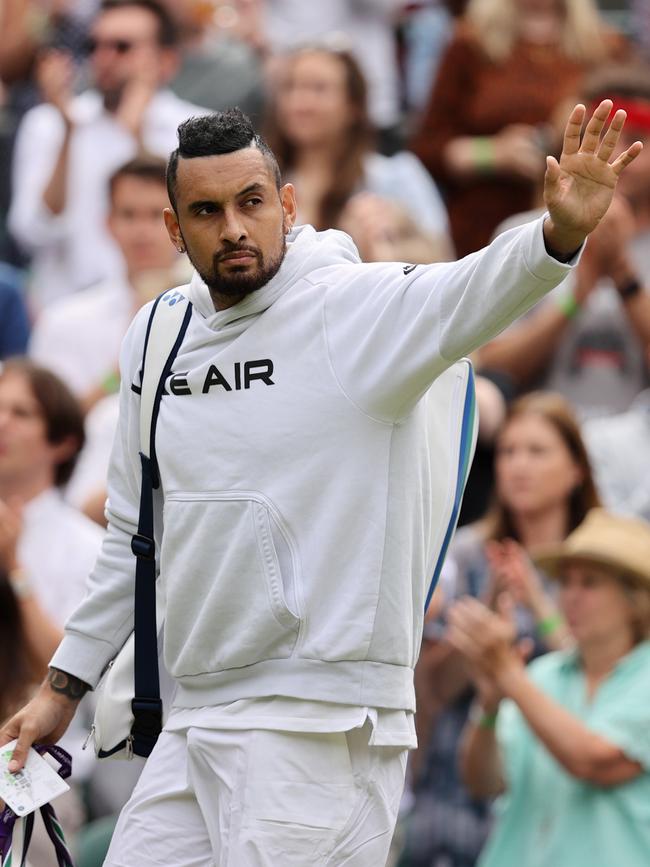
left=177, top=242, right=186, bottom=253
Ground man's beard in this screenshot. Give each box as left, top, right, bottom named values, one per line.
left=189, top=235, right=287, bottom=305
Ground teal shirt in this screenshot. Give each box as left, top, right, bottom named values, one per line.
left=479, top=641, right=650, bottom=867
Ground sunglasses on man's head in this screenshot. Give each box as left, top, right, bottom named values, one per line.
left=85, top=37, right=134, bottom=55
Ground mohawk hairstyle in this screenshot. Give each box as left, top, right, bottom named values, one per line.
left=166, top=109, right=282, bottom=211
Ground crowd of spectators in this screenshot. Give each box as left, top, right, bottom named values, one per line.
left=0, top=1, right=648, bottom=865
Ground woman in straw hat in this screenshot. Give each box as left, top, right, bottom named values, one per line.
left=447, top=508, right=650, bottom=867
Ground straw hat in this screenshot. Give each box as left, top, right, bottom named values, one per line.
left=533, top=509, right=650, bottom=588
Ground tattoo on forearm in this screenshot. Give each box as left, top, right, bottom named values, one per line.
left=47, top=668, right=90, bottom=701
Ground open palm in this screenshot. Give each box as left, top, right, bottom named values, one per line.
left=544, top=100, right=643, bottom=239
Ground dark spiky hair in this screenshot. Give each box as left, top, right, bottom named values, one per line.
left=166, top=109, right=282, bottom=211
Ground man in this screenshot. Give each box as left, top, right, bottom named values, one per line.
left=1, top=103, right=641, bottom=865
left=30, top=154, right=186, bottom=411
left=29, top=153, right=189, bottom=515
left=8, top=0, right=205, bottom=307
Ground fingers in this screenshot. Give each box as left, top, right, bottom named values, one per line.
left=580, top=99, right=613, bottom=154
left=561, top=103, right=586, bottom=156
left=595, top=108, right=626, bottom=163
left=611, top=140, right=644, bottom=176
left=7, top=720, right=37, bottom=773
left=544, top=155, right=561, bottom=187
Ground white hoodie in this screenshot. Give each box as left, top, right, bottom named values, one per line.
left=52, top=218, right=576, bottom=713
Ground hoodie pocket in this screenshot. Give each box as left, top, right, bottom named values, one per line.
left=161, top=491, right=301, bottom=677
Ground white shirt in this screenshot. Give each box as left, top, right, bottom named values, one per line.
left=65, top=393, right=119, bottom=510
left=19, top=488, right=104, bottom=627
left=9, top=89, right=206, bottom=308
left=30, top=277, right=134, bottom=396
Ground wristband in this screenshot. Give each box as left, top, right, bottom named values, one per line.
left=470, top=701, right=498, bottom=730
left=616, top=277, right=642, bottom=301
left=538, top=612, right=564, bottom=637
left=555, top=292, right=580, bottom=319
left=101, top=370, right=121, bottom=395
left=472, top=137, right=495, bottom=172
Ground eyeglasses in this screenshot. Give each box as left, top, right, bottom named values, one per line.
left=85, top=37, right=135, bottom=55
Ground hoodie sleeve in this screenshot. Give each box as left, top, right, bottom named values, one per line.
left=49, top=304, right=155, bottom=687
left=322, top=214, right=578, bottom=421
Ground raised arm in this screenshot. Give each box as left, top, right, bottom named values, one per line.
left=325, top=102, right=642, bottom=421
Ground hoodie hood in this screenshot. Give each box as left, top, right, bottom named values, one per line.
left=185, top=224, right=361, bottom=328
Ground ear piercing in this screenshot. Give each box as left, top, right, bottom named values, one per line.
left=177, top=243, right=186, bottom=253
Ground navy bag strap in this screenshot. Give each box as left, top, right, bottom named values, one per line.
left=129, top=289, right=193, bottom=757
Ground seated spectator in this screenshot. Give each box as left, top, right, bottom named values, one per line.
left=397, top=391, right=599, bottom=867
left=0, top=358, right=104, bottom=861
left=261, top=0, right=405, bottom=151
left=265, top=45, right=453, bottom=264
left=582, top=385, right=650, bottom=521
left=8, top=0, right=206, bottom=308
left=411, top=0, right=625, bottom=256
left=0, top=264, right=29, bottom=358
left=479, top=65, right=650, bottom=419
left=0, top=358, right=103, bottom=647
left=449, top=509, right=650, bottom=867
left=30, top=154, right=187, bottom=412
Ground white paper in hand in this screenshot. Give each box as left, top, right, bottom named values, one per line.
left=0, top=741, right=70, bottom=816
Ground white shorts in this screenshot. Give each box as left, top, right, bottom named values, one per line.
left=104, top=721, right=408, bottom=866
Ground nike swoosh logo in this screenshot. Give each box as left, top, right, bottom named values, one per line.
left=403, top=264, right=418, bottom=275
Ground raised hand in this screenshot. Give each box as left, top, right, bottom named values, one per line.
left=543, top=100, right=643, bottom=256
left=35, top=50, right=75, bottom=125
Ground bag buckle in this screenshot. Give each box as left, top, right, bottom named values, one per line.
left=131, top=533, right=155, bottom=560
left=131, top=697, right=163, bottom=738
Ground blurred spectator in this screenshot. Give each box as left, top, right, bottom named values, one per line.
left=0, top=359, right=102, bottom=647
left=29, top=154, right=191, bottom=518
left=449, top=509, right=650, bottom=867
left=411, top=0, right=624, bottom=256
left=582, top=387, right=650, bottom=522
left=479, top=65, right=650, bottom=419
left=398, top=391, right=598, bottom=867
left=0, top=0, right=97, bottom=266
left=399, top=1, right=455, bottom=117
left=165, top=0, right=266, bottom=125
left=8, top=0, right=206, bottom=308
left=0, top=358, right=103, bottom=862
left=630, top=0, right=650, bottom=59
left=265, top=45, right=453, bottom=264
left=262, top=0, right=405, bottom=152
left=0, top=264, right=30, bottom=359
left=30, top=154, right=185, bottom=410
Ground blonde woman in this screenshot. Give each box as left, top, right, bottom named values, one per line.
left=411, top=0, right=626, bottom=256
left=449, top=510, right=650, bottom=867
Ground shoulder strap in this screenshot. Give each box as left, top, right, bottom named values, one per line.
left=130, top=288, right=193, bottom=758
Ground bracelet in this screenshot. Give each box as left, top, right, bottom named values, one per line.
left=9, top=567, right=32, bottom=600
left=101, top=370, right=121, bottom=395
left=538, top=612, right=564, bottom=637
left=471, top=137, right=495, bottom=172
left=616, top=277, right=642, bottom=301
left=469, top=701, right=498, bottom=730
left=555, top=292, right=580, bottom=319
